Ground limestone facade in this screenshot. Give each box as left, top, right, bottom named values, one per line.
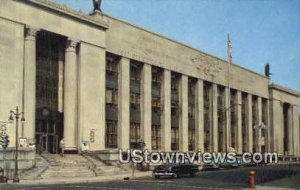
left=0, top=0, right=299, bottom=160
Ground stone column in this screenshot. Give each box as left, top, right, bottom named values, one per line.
left=293, top=106, right=300, bottom=156
left=212, top=84, right=218, bottom=152
left=279, top=102, right=285, bottom=155
left=23, top=27, right=38, bottom=140
left=270, top=99, right=283, bottom=155
left=161, top=70, right=171, bottom=152
left=266, top=99, right=271, bottom=152
left=195, top=80, right=204, bottom=152
left=77, top=43, right=106, bottom=151
left=287, top=105, right=294, bottom=155
left=246, top=94, right=253, bottom=153
left=63, top=39, right=78, bottom=151
left=257, top=97, right=262, bottom=152
left=58, top=44, right=64, bottom=113
left=141, top=64, right=152, bottom=150
left=179, top=75, right=188, bottom=152
left=225, top=87, right=231, bottom=152
left=118, top=57, right=130, bottom=150
left=236, top=91, right=243, bottom=154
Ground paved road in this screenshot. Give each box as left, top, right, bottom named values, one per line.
left=1, top=165, right=300, bottom=190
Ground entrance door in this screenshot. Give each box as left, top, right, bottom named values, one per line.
left=42, top=134, right=48, bottom=152
left=36, top=117, right=59, bottom=154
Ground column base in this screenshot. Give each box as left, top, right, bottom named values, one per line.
left=64, top=147, right=78, bottom=154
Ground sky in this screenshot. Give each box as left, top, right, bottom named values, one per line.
left=53, top=0, right=300, bottom=92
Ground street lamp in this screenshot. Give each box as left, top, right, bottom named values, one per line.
left=8, top=106, right=25, bottom=183
left=253, top=122, right=267, bottom=153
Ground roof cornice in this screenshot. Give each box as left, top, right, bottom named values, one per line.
left=269, top=83, right=300, bottom=97
left=18, top=0, right=109, bottom=29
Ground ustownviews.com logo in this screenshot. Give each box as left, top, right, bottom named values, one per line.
left=118, top=149, right=278, bottom=164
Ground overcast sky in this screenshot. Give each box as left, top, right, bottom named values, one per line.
left=53, top=0, right=300, bottom=92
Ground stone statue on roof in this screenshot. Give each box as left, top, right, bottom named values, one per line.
left=93, top=0, right=102, bottom=12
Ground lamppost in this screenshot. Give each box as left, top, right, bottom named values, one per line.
left=8, top=106, right=25, bottom=183
left=253, top=122, right=267, bottom=152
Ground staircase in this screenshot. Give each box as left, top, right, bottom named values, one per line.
left=40, top=154, right=95, bottom=178
left=19, top=154, right=49, bottom=180
left=82, top=154, right=129, bottom=176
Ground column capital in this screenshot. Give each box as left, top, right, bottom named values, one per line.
left=25, top=27, right=39, bottom=41
left=66, top=39, right=79, bottom=52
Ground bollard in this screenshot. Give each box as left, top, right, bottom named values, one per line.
left=248, top=171, right=255, bottom=188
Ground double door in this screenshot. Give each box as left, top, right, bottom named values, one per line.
left=36, top=119, right=58, bottom=154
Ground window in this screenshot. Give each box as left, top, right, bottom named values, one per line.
left=106, top=61, right=118, bottom=73
left=188, top=106, right=195, bottom=118
left=130, top=122, right=140, bottom=148
left=130, top=93, right=140, bottom=106
left=106, top=89, right=118, bottom=105
left=188, top=129, right=195, bottom=151
left=171, top=127, right=179, bottom=151
left=105, top=120, right=118, bottom=148
left=151, top=125, right=161, bottom=150
left=130, top=63, right=141, bottom=82
left=152, top=98, right=161, bottom=112
left=203, top=83, right=210, bottom=152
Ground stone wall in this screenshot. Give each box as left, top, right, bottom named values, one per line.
left=105, top=16, right=269, bottom=98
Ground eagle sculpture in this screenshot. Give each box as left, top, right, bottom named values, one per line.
left=93, top=0, right=102, bottom=12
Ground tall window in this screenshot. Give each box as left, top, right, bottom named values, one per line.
left=252, top=96, right=258, bottom=152
left=152, top=125, right=161, bottom=150
left=171, top=127, right=179, bottom=151
left=217, top=86, right=225, bottom=152
left=230, top=90, right=237, bottom=149
left=188, top=129, right=195, bottom=151
left=241, top=93, right=247, bottom=152
left=130, top=61, right=142, bottom=149
left=171, top=73, right=180, bottom=151
left=188, top=78, right=196, bottom=151
left=203, top=82, right=211, bottom=152
left=105, top=121, right=118, bottom=148
left=130, top=122, right=140, bottom=148
left=105, top=53, right=119, bottom=149
left=152, top=67, right=162, bottom=150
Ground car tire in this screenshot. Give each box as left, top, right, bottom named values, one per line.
left=190, top=172, right=195, bottom=177
left=155, top=175, right=160, bottom=179
left=172, top=173, right=178, bottom=179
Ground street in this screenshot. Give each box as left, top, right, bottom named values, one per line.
left=1, top=164, right=300, bottom=190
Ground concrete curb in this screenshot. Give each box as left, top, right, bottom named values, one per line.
left=0, top=171, right=152, bottom=186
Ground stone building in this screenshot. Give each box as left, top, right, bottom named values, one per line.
left=0, top=0, right=299, bottom=165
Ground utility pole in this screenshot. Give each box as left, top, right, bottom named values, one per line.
left=226, top=34, right=232, bottom=153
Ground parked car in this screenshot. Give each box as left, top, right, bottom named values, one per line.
left=153, top=163, right=199, bottom=179
left=202, top=162, right=219, bottom=170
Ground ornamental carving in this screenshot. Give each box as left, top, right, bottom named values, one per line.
left=25, top=27, right=39, bottom=39
left=66, top=40, right=78, bottom=51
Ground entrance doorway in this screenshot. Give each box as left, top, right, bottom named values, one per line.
left=35, top=31, right=65, bottom=154
left=35, top=109, right=63, bottom=154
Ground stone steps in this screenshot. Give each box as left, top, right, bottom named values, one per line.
left=82, top=154, right=128, bottom=176
left=19, top=154, right=49, bottom=180
left=40, top=154, right=95, bottom=179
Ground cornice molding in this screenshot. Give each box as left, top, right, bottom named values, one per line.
left=16, top=0, right=109, bottom=30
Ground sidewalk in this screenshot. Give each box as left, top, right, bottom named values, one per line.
left=0, top=171, right=152, bottom=186
left=252, top=174, right=300, bottom=190
left=254, top=175, right=300, bottom=189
